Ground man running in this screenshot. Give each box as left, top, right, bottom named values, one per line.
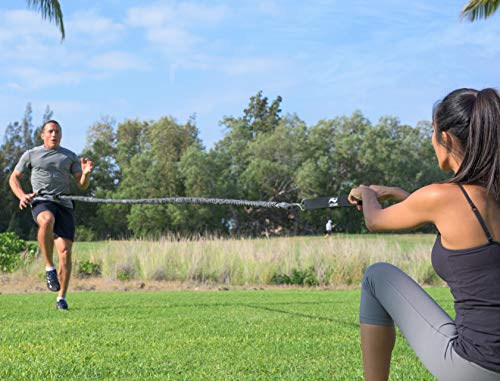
left=9, top=120, right=94, bottom=310
left=324, top=219, right=335, bottom=237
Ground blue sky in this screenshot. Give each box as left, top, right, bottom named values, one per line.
left=1, top=0, right=499, bottom=153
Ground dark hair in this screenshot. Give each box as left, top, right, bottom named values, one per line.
left=42, top=120, right=61, bottom=132
left=433, top=88, right=500, bottom=200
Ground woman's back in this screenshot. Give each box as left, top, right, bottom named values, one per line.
left=432, top=183, right=500, bottom=250
left=431, top=182, right=500, bottom=373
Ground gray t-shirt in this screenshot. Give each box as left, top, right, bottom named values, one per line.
left=15, top=145, right=82, bottom=209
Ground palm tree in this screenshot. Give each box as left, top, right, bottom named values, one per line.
left=461, top=0, right=500, bottom=21
left=26, top=0, right=65, bottom=40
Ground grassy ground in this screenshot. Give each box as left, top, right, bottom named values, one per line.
left=0, top=288, right=452, bottom=380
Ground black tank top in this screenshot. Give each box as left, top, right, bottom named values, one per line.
left=432, top=183, right=500, bottom=372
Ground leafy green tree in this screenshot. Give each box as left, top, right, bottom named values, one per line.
left=295, top=112, right=372, bottom=233
left=212, top=92, right=285, bottom=235
left=77, top=117, right=159, bottom=239
left=2, top=104, right=38, bottom=238
left=360, top=118, right=447, bottom=191
left=3, top=104, right=34, bottom=169
left=33, top=105, right=54, bottom=146
left=26, top=0, right=65, bottom=40
left=295, top=113, right=448, bottom=234
left=461, top=0, right=500, bottom=21
left=176, top=144, right=228, bottom=234
left=296, top=111, right=375, bottom=205
left=83, top=117, right=119, bottom=194
left=84, top=118, right=151, bottom=238
left=239, top=115, right=308, bottom=235
left=115, top=119, right=148, bottom=171
left=243, top=91, right=282, bottom=136
left=0, top=150, right=10, bottom=233
left=117, top=117, right=200, bottom=236
left=74, top=117, right=121, bottom=239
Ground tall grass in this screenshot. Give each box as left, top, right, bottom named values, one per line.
left=56, top=234, right=441, bottom=287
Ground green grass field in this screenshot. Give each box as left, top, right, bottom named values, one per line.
left=0, top=288, right=452, bottom=380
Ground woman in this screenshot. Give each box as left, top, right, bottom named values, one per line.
left=348, top=88, right=500, bottom=381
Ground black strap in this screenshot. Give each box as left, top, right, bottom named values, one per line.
left=457, top=183, right=493, bottom=242
left=303, top=195, right=360, bottom=210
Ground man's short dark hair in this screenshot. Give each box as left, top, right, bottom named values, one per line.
left=42, top=120, right=61, bottom=132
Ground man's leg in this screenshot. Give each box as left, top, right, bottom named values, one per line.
left=51, top=203, right=75, bottom=309
left=36, top=210, right=56, bottom=267
left=54, top=237, right=73, bottom=299
left=35, top=209, right=61, bottom=292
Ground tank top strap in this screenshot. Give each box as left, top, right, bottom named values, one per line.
left=457, top=183, right=493, bottom=243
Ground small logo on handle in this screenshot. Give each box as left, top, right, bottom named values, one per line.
left=328, top=197, right=338, bottom=207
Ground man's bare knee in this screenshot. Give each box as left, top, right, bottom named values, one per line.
left=58, top=248, right=72, bottom=262
left=37, top=213, right=55, bottom=229
left=56, top=239, right=73, bottom=264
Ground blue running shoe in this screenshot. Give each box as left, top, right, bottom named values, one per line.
left=55, top=299, right=68, bottom=310
left=46, top=269, right=60, bottom=292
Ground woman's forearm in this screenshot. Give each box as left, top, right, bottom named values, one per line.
left=361, top=188, right=383, bottom=231
left=388, top=187, right=410, bottom=202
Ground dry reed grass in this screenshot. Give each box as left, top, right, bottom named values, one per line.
left=65, top=234, right=442, bottom=287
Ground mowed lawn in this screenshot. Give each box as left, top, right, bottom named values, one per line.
left=0, top=288, right=453, bottom=380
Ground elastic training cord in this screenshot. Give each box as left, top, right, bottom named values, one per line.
left=58, top=195, right=304, bottom=210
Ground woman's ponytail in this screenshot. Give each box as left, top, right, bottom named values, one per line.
left=433, top=88, right=500, bottom=200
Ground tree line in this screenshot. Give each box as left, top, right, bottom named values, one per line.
left=1, top=92, right=448, bottom=240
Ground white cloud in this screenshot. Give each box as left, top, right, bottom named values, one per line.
left=436, top=23, right=500, bottom=56
left=88, top=51, right=150, bottom=71
left=42, top=100, right=91, bottom=115
left=125, top=5, right=173, bottom=28
left=67, top=10, right=125, bottom=44
left=125, top=2, right=229, bottom=55
left=126, top=3, right=228, bottom=28
left=173, top=3, right=228, bottom=26
left=147, top=27, right=200, bottom=52
left=223, top=57, right=283, bottom=76
left=0, top=28, right=13, bottom=44
left=11, top=67, right=84, bottom=89
left=0, top=9, right=71, bottom=64
left=121, top=3, right=293, bottom=81
left=5, top=82, right=24, bottom=91
left=162, top=52, right=294, bottom=83
left=2, top=9, right=60, bottom=40
left=8, top=36, right=53, bottom=61
left=257, top=1, right=281, bottom=16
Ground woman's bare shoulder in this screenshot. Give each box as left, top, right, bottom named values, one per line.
left=409, top=183, right=456, bottom=204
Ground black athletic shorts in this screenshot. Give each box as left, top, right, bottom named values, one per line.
left=31, top=201, right=75, bottom=241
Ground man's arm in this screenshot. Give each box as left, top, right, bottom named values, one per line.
left=9, top=170, right=35, bottom=209
left=73, top=157, right=94, bottom=190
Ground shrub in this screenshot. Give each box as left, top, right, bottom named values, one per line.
left=271, top=272, right=291, bottom=285
left=0, top=232, right=38, bottom=273
left=117, top=264, right=135, bottom=281
left=271, top=266, right=319, bottom=286
left=75, top=226, right=97, bottom=242
left=77, top=259, right=101, bottom=278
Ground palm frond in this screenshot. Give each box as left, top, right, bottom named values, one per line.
left=460, top=0, right=500, bottom=22
left=26, top=0, right=65, bottom=40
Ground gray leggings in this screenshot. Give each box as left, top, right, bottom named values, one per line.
left=360, top=262, right=500, bottom=381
